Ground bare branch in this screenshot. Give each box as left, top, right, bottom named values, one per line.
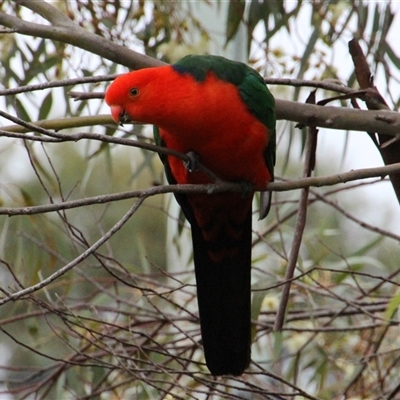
left=0, top=114, right=113, bottom=133
left=270, top=162, right=400, bottom=190
left=2, top=99, right=400, bottom=136
left=0, top=182, right=242, bottom=216
left=274, top=113, right=317, bottom=331
left=1, top=163, right=400, bottom=217
left=275, top=99, right=400, bottom=137
left=0, top=75, right=118, bottom=96
left=264, top=77, right=354, bottom=94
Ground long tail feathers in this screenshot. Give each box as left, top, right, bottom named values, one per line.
left=190, top=203, right=252, bottom=376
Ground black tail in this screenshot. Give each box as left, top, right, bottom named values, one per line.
left=190, top=205, right=252, bottom=376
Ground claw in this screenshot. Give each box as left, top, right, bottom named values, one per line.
left=184, top=151, right=200, bottom=172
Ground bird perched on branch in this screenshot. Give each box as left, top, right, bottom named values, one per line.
left=105, top=54, right=275, bottom=376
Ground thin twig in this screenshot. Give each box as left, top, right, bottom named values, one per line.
left=274, top=122, right=317, bottom=331
left=1, top=162, right=400, bottom=217
left=0, top=75, right=118, bottom=96
left=264, top=77, right=353, bottom=94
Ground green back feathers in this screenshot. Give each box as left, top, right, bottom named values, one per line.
left=173, top=55, right=276, bottom=175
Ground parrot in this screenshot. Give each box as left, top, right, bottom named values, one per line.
left=105, top=55, right=275, bottom=376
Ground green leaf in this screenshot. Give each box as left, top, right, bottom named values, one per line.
left=370, top=4, right=380, bottom=46
left=349, top=235, right=383, bottom=258
left=19, top=188, right=35, bottom=207
left=24, top=57, right=59, bottom=86
left=358, top=3, right=369, bottom=37
left=384, top=291, right=400, bottom=323
left=38, top=91, right=53, bottom=121
left=225, top=0, right=246, bottom=46
left=15, top=98, right=31, bottom=122
left=247, top=0, right=263, bottom=54
left=250, top=290, right=266, bottom=340
left=385, top=40, right=400, bottom=70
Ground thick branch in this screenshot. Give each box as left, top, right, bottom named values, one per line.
left=276, top=100, right=400, bottom=136
left=14, top=0, right=73, bottom=26
left=2, top=102, right=400, bottom=137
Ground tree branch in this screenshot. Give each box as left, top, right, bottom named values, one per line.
left=349, top=37, right=400, bottom=204
left=1, top=163, right=399, bottom=217
left=1, top=115, right=113, bottom=133
left=1, top=101, right=399, bottom=137
left=0, top=74, right=118, bottom=96
left=275, top=99, right=400, bottom=136
left=264, top=78, right=354, bottom=94
left=274, top=92, right=317, bottom=331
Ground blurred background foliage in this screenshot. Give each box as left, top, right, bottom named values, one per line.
left=0, top=1, right=400, bottom=399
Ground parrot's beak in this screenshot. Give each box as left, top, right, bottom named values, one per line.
left=110, top=105, right=124, bottom=124
left=109, top=106, right=133, bottom=126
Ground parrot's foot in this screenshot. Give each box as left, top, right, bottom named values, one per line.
left=184, top=151, right=200, bottom=172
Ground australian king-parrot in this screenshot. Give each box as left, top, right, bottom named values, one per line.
left=105, top=55, right=276, bottom=376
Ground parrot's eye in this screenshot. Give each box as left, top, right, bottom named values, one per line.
left=129, top=88, right=140, bottom=97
